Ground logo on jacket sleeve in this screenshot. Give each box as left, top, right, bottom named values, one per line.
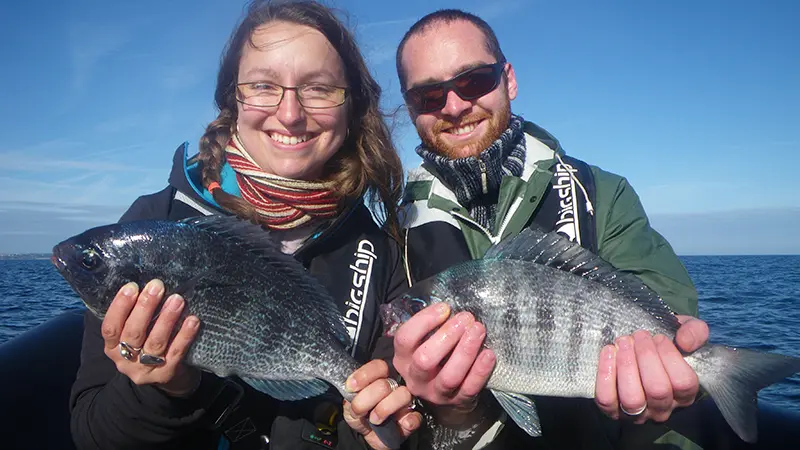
left=553, top=163, right=582, bottom=245
left=344, top=239, right=376, bottom=355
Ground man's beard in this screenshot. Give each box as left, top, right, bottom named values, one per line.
left=417, top=102, right=512, bottom=160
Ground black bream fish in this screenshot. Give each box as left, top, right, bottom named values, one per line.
left=381, top=225, right=800, bottom=444
left=52, top=215, right=404, bottom=449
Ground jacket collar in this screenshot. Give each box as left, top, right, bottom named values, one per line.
left=167, top=141, right=240, bottom=213
left=165, top=141, right=369, bottom=259
left=406, top=120, right=564, bottom=203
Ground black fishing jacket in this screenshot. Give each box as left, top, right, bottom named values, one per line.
left=69, top=143, right=409, bottom=450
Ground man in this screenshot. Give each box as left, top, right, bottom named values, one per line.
left=390, top=8, right=710, bottom=449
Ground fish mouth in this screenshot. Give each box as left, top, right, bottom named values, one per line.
left=51, top=252, right=67, bottom=273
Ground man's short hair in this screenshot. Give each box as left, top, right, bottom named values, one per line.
left=396, top=9, right=506, bottom=90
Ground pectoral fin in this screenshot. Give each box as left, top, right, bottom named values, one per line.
left=241, top=377, right=330, bottom=401
left=490, top=389, right=541, bottom=437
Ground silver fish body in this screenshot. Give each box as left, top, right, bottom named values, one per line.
left=384, top=226, right=800, bottom=445
left=430, top=258, right=676, bottom=398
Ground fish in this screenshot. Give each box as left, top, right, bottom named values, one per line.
left=381, top=225, right=800, bottom=444
left=52, top=215, right=404, bottom=449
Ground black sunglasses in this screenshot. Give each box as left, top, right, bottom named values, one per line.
left=402, top=62, right=506, bottom=114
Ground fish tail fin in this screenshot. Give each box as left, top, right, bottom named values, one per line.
left=696, top=345, right=800, bottom=443
left=369, top=417, right=405, bottom=449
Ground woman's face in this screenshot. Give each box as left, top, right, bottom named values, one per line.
left=236, top=21, right=349, bottom=180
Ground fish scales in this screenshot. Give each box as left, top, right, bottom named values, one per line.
left=433, top=259, right=665, bottom=398
left=52, top=216, right=406, bottom=449
left=384, top=225, right=800, bottom=445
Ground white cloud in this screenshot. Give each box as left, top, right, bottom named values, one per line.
left=0, top=201, right=129, bottom=253
left=68, top=23, right=132, bottom=90
left=0, top=151, right=150, bottom=174
left=95, top=116, right=145, bottom=135
left=159, top=65, right=203, bottom=92
left=364, top=45, right=397, bottom=66
left=358, top=16, right=417, bottom=30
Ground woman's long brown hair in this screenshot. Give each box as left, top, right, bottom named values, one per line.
left=198, top=0, right=404, bottom=241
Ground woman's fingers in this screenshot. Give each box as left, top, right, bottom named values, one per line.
left=102, top=282, right=139, bottom=351
left=119, top=279, right=165, bottom=349
left=370, top=385, right=413, bottom=425
left=141, top=294, right=185, bottom=358
left=396, top=409, right=422, bottom=436
left=165, top=315, right=200, bottom=363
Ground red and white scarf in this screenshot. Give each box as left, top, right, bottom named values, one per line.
left=224, top=134, right=339, bottom=230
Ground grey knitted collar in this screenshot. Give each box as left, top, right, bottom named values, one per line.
left=416, top=114, right=527, bottom=231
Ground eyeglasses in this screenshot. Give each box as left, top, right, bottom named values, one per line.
left=402, top=62, right=506, bottom=114
left=236, top=82, right=348, bottom=109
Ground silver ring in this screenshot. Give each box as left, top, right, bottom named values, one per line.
left=119, top=342, right=141, bottom=361
left=386, top=378, right=399, bottom=392
left=139, top=352, right=166, bottom=366
left=620, top=402, right=647, bottom=416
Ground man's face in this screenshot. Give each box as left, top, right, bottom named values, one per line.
left=400, top=20, right=518, bottom=159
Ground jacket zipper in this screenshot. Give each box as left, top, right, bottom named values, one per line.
left=450, top=196, right=524, bottom=245
left=478, top=159, right=489, bottom=194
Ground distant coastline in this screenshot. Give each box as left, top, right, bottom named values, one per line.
left=0, top=253, right=51, bottom=260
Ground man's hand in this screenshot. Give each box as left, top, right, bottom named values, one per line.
left=595, top=315, right=710, bottom=423
left=392, top=303, right=496, bottom=422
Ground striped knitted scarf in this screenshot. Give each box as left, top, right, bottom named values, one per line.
left=416, top=114, right=526, bottom=232
left=224, top=134, right=339, bottom=230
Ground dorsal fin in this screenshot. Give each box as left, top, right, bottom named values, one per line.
left=485, top=225, right=680, bottom=331
left=177, top=215, right=352, bottom=347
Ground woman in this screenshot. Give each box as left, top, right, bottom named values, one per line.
left=69, top=1, right=420, bottom=449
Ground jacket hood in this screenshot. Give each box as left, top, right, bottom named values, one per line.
left=166, top=142, right=240, bottom=213
left=522, top=120, right=564, bottom=155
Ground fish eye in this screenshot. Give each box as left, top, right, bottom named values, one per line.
left=80, top=249, right=100, bottom=270
left=408, top=297, right=428, bottom=313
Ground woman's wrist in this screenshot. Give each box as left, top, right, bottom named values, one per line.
left=155, top=367, right=202, bottom=398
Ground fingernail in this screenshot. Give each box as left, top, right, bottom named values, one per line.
left=436, top=303, right=450, bottom=316
left=346, top=375, right=357, bottom=392
left=467, top=323, right=485, bottom=340
left=481, top=350, right=496, bottom=364
left=121, top=283, right=137, bottom=298
left=166, top=294, right=184, bottom=312
left=369, top=411, right=382, bottom=425
left=633, top=330, right=651, bottom=343
left=601, top=345, right=616, bottom=360
left=401, top=414, right=419, bottom=429
left=452, top=312, right=471, bottom=329
left=617, top=336, right=632, bottom=350
left=146, top=279, right=164, bottom=296
left=186, top=316, right=200, bottom=329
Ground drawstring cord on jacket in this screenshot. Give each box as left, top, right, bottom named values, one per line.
left=554, top=152, right=595, bottom=216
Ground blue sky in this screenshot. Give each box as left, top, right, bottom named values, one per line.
left=1, top=0, right=798, bottom=255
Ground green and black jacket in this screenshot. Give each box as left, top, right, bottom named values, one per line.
left=398, top=121, right=701, bottom=450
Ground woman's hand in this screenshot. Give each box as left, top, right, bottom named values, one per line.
left=343, top=360, right=422, bottom=450
left=101, top=279, right=201, bottom=397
